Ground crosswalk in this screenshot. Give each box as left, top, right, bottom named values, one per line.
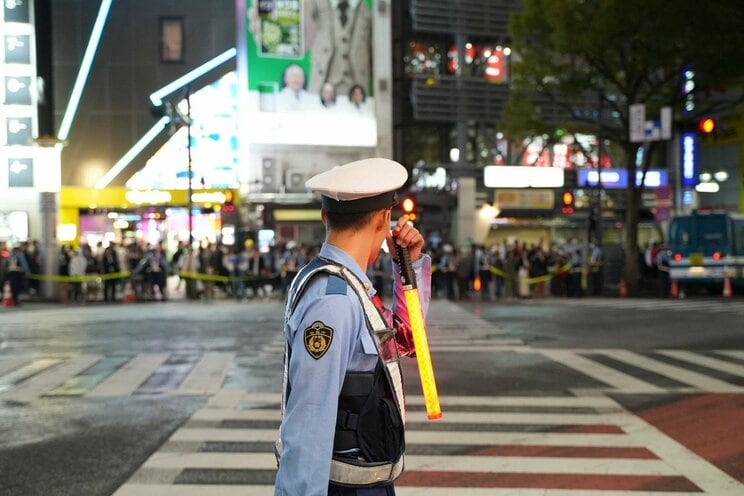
left=527, top=297, right=744, bottom=315
left=111, top=392, right=743, bottom=495
left=1, top=346, right=743, bottom=401
left=537, top=349, right=744, bottom=394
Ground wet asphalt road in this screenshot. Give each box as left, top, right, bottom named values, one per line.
left=1, top=295, right=743, bottom=495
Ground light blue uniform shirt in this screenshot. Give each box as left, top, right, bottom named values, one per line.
left=274, top=242, right=430, bottom=496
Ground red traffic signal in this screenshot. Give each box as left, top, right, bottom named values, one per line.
left=400, top=196, right=417, bottom=220
left=401, top=197, right=415, bottom=214
left=561, top=191, right=574, bottom=214
left=223, top=189, right=235, bottom=212
left=698, top=117, right=716, bottom=134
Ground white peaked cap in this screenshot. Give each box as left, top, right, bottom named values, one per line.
left=305, top=158, right=408, bottom=213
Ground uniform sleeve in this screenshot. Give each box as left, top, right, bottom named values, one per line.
left=391, top=254, right=432, bottom=356
left=275, top=293, right=360, bottom=496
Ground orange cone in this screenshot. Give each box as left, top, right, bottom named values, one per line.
left=618, top=278, right=627, bottom=298
left=122, top=281, right=134, bottom=303
left=670, top=279, right=679, bottom=299
left=723, top=267, right=732, bottom=299
left=2, top=281, right=15, bottom=307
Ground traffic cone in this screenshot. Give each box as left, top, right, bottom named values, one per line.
left=122, top=281, right=134, bottom=303
left=153, top=284, right=163, bottom=301
left=723, top=267, right=732, bottom=299
left=670, top=279, right=679, bottom=299
left=2, top=281, right=15, bottom=307
left=618, top=278, right=627, bottom=298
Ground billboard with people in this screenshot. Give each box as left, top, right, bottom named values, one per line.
left=244, top=0, right=376, bottom=147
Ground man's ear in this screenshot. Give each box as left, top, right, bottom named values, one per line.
left=320, top=208, right=328, bottom=226
left=376, top=209, right=389, bottom=232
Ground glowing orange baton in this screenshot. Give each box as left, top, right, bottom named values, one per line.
left=395, top=241, right=442, bottom=420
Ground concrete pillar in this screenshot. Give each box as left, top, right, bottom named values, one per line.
left=373, top=0, right=393, bottom=159
left=455, top=177, right=476, bottom=248
left=39, top=191, right=58, bottom=299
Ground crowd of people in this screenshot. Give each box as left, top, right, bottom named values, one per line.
left=428, top=239, right=604, bottom=301
left=2, top=235, right=678, bottom=305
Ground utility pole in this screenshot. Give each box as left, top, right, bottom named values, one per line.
left=186, top=84, right=193, bottom=247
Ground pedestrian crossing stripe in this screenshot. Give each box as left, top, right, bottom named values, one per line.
left=1, top=347, right=744, bottom=400
left=111, top=393, right=743, bottom=495
left=525, top=297, right=744, bottom=315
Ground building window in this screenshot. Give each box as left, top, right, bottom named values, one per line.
left=160, top=17, right=184, bottom=63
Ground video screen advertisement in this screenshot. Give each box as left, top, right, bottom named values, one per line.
left=244, top=0, right=376, bottom=147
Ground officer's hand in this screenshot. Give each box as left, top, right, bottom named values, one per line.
left=387, top=215, right=425, bottom=262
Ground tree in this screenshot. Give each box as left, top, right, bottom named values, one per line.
left=503, top=0, right=744, bottom=294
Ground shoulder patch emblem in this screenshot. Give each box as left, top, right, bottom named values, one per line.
left=304, top=321, right=334, bottom=360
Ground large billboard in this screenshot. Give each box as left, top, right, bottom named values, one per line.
left=244, top=0, right=376, bottom=147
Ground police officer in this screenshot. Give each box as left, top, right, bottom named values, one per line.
left=274, top=158, right=432, bottom=496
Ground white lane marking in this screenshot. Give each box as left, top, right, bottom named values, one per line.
left=143, top=452, right=276, bottom=470
left=174, top=352, right=236, bottom=395
left=406, top=394, right=619, bottom=408
left=715, top=350, right=744, bottom=361
left=599, top=349, right=744, bottom=392
left=112, top=484, right=273, bottom=496
left=406, top=455, right=677, bottom=475
left=538, top=350, right=665, bottom=393
left=657, top=350, right=744, bottom=378
left=0, top=356, right=30, bottom=376
left=191, top=407, right=620, bottom=426
left=171, top=427, right=642, bottom=447
left=0, top=355, right=102, bottom=402
left=0, top=358, right=60, bottom=394
left=205, top=389, right=246, bottom=409
left=86, top=354, right=170, bottom=397
left=142, top=452, right=675, bottom=476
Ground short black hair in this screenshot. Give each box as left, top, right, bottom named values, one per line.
left=325, top=208, right=385, bottom=232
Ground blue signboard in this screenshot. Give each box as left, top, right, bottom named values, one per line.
left=680, top=132, right=699, bottom=188
left=578, top=168, right=668, bottom=189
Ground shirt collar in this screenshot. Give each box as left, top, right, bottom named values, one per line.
left=319, top=242, right=375, bottom=296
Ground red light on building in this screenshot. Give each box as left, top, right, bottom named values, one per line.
left=674, top=253, right=682, bottom=261
left=561, top=191, right=574, bottom=214
left=712, top=251, right=721, bottom=260
left=698, top=117, right=716, bottom=134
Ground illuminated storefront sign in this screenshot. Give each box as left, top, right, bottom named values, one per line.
left=191, top=192, right=226, bottom=204
left=494, top=190, right=555, bottom=210
left=124, top=190, right=173, bottom=205
left=578, top=168, right=669, bottom=189
left=484, top=166, right=564, bottom=188
left=681, top=132, right=698, bottom=188
left=243, top=0, right=377, bottom=147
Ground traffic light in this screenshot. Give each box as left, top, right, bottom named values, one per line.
left=561, top=190, right=574, bottom=214
left=698, top=117, right=716, bottom=134
left=400, top=195, right=417, bottom=221
left=223, top=189, right=235, bottom=212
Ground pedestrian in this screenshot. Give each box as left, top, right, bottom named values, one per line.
left=3, top=245, right=30, bottom=305
left=68, top=248, right=87, bottom=303
left=274, top=158, right=431, bottom=496
left=101, top=244, right=121, bottom=302
left=656, top=245, right=671, bottom=298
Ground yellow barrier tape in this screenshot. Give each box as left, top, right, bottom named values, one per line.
left=487, top=263, right=573, bottom=285
left=178, top=271, right=279, bottom=283
left=28, top=272, right=132, bottom=283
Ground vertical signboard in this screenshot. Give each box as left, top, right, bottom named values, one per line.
left=244, top=0, right=376, bottom=147
left=680, top=132, right=698, bottom=188
left=1, top=0, right=38, bottom=190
